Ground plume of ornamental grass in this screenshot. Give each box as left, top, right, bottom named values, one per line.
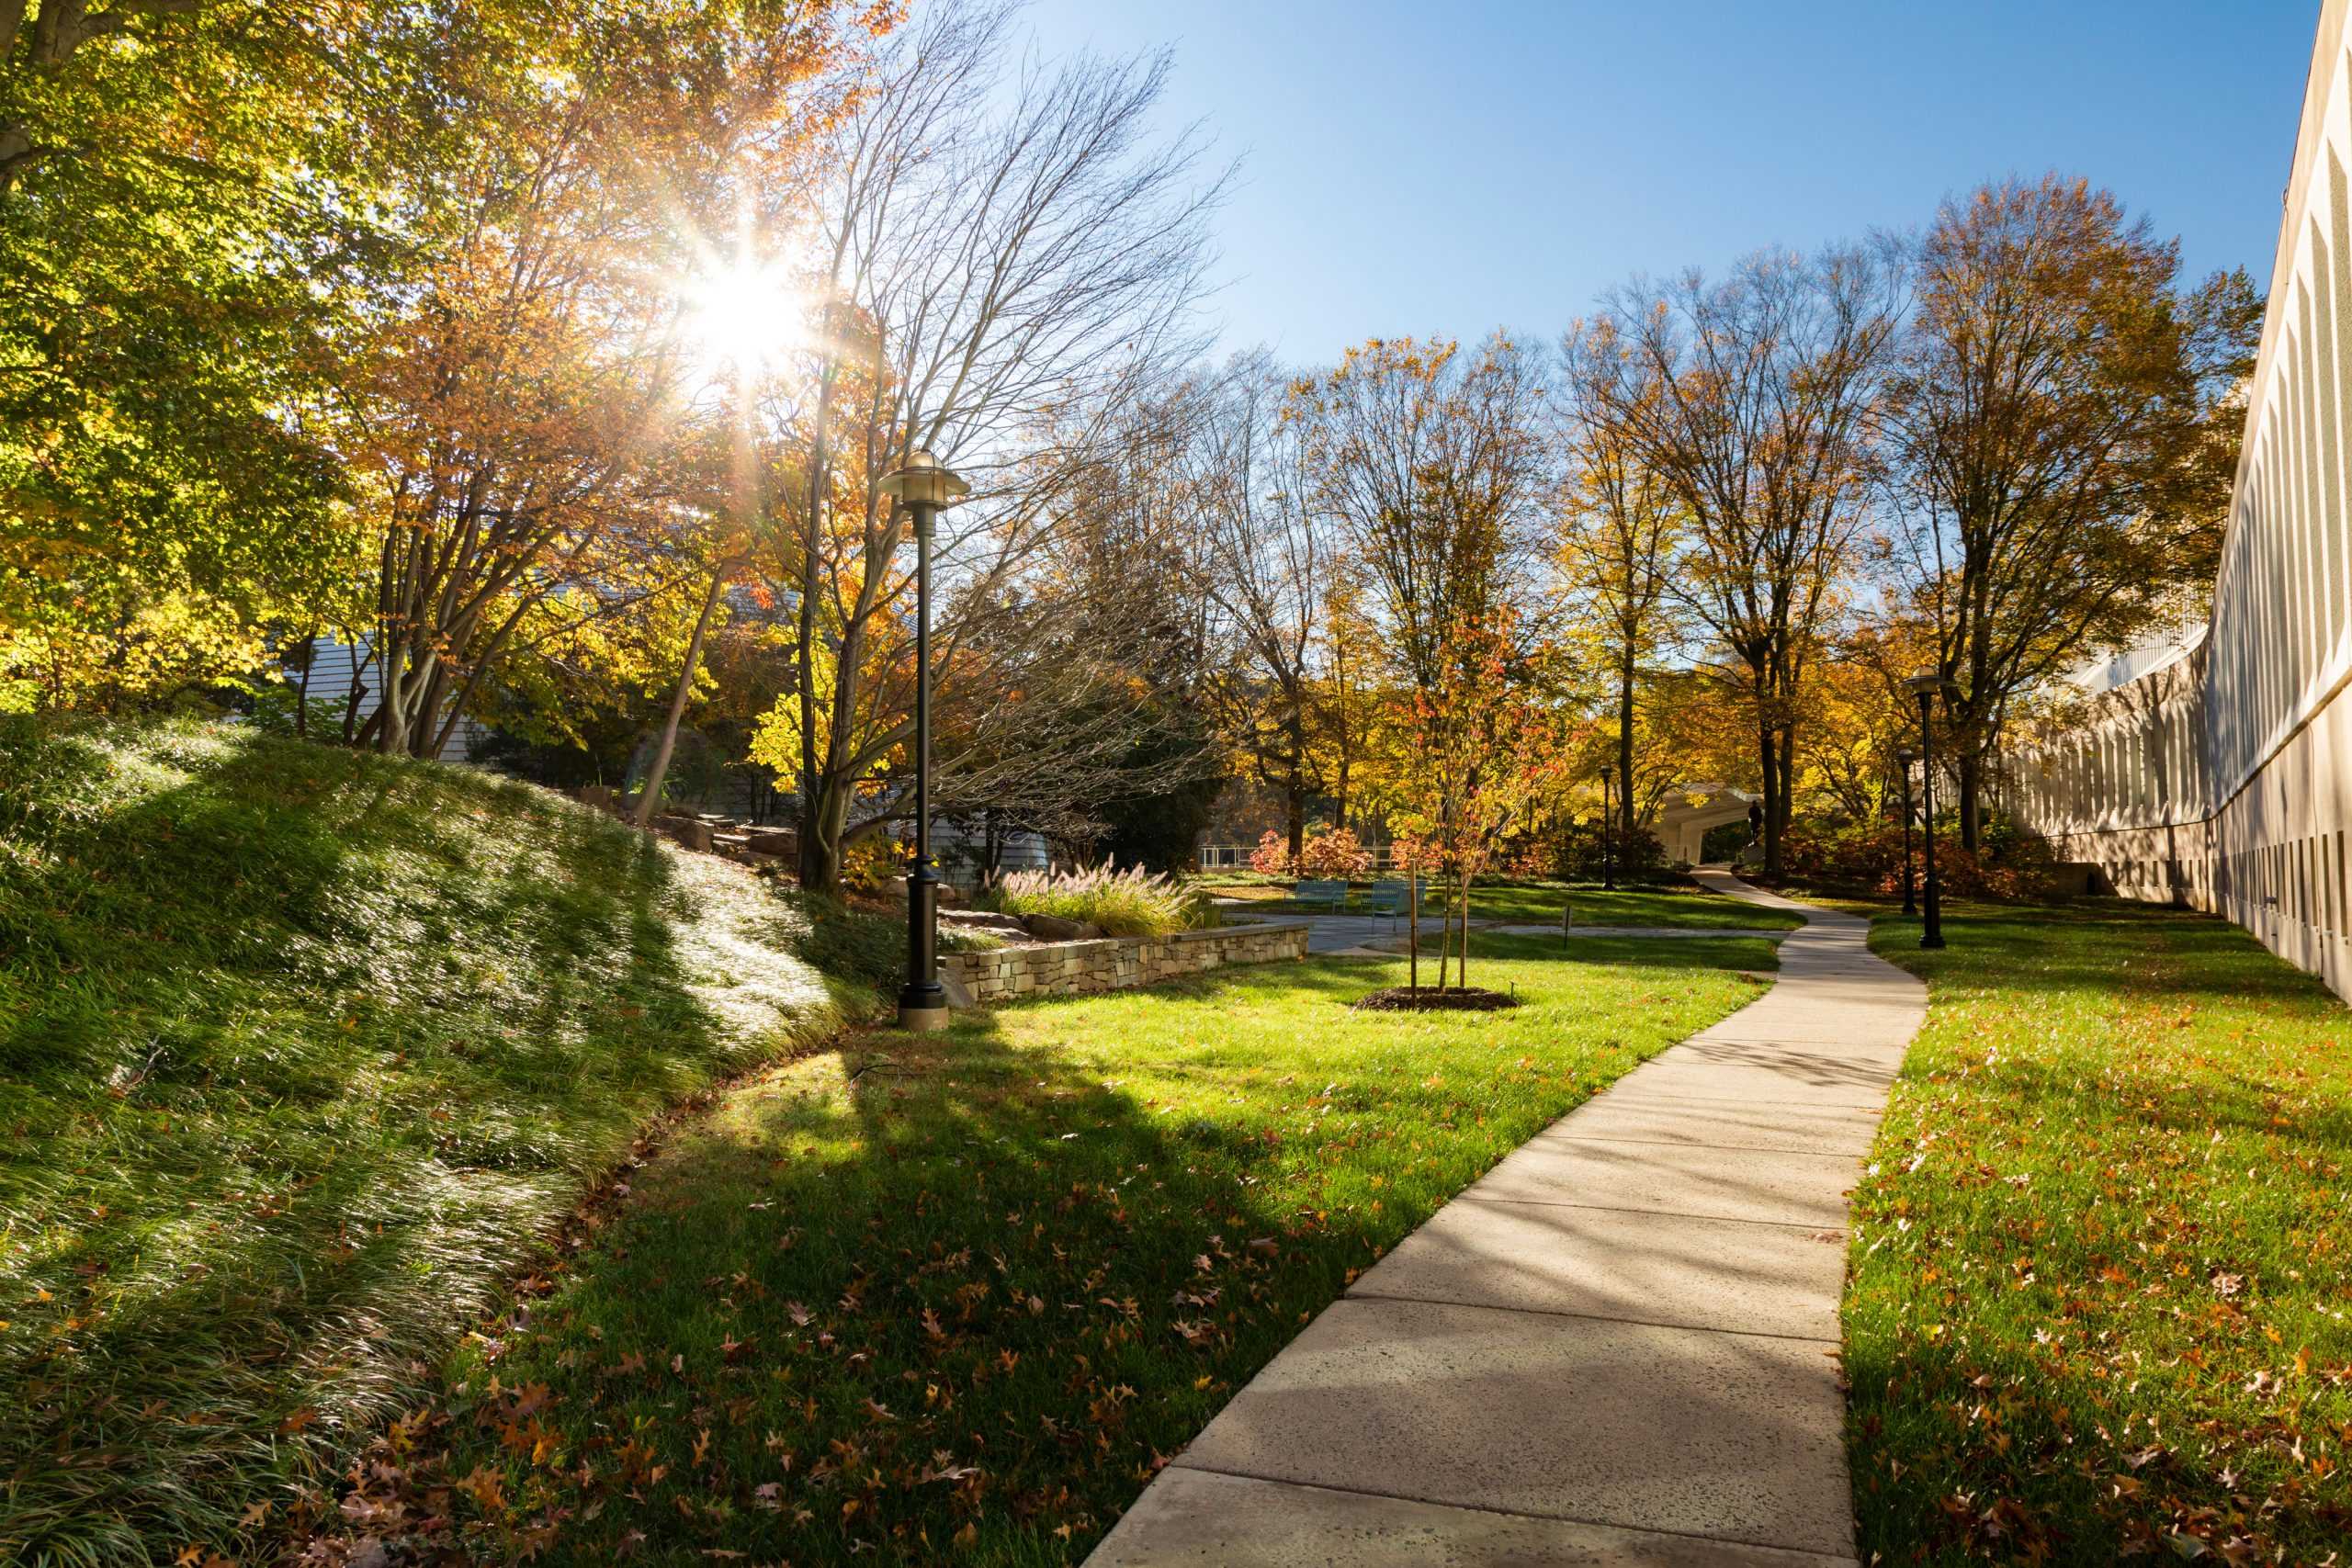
left=982, top=863, right=1217, bottom=938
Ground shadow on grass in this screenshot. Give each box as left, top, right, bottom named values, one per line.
left=406, top=1004, right=1323, bottom=1564
left=392, top=937, right=1776, bottom=1565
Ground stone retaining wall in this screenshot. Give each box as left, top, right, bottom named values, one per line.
left=939, top=920, right=1310, bottom=1006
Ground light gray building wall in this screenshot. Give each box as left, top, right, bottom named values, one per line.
left=288, top=634, right=485, bottom=765
left=2001, top=0, right=2352, bottom=1001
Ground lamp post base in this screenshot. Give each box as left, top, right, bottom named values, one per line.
left=898, top=980, right=952, bottom=1032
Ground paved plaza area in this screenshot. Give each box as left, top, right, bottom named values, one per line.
left=1088, top=872, right=1923, bottom=1567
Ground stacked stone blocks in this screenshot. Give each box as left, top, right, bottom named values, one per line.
left=940, top=921, right=1309, bottom=1005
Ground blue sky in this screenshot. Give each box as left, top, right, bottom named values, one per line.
left=1017, top=0, right=2321, bottom=364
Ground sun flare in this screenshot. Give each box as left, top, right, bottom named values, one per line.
left=680, top=255, right=810, bottom=385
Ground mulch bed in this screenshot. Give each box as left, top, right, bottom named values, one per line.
left=1350, top=986, right=1520, bottom=1012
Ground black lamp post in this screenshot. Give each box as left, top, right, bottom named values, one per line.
left=1907, top=671, right=1947, bottom=950
left=1895, top=747, right=1918, bottom=918
left=1599, top=768, right=1615, bottom=890
left=880, top=448, right=969, bottom=1030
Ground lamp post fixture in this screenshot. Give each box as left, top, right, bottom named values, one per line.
left=1895, top=748, right=1918, bottom=918
left=1906, top=671, right=1948, bottom=950
left=879, top=448, right=969, bottom=1031
left=1599, top=767, right=1615, bottom=891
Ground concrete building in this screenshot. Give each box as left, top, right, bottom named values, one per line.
left=2000, top=0, right=2352, bottom=1001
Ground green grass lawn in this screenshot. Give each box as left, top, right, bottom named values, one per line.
left=1234, top=879, right=1801, bottom=931
left=1473, top=880, right=1803, bottom=930
left=0, top=719, right=862, bottom=1564
left=1844, top=899, right=2352, bottom=1562
left=334, top=931, right=1776, bottom=1566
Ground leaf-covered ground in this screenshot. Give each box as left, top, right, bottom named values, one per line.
left=1845, top=901, right=2352, bottom=1564
left=0, top=719, right=858, bottom=1565
left=327, top=931, right=1774, bottom=1565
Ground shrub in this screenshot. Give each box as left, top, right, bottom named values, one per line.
left=1550, top=818, right=1669, bottom=882
left=1296, top=826, right=1371, bottom=878
left=981, top=863, right=1218, bottom=938
left=1248, top=829, right=1293, bottom=876
left=1781, top=817, right=2063, bottom=900
left=1699, top=819, right=1754, bottom=865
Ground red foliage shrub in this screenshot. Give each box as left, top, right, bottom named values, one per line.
left=1780, top=819, right=2061, bottom=900
left=1297, top=827, right=1372, bottom=878
left=1248, top=829, right=1293, bottom=876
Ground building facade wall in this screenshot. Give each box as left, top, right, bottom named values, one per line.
left=2001, top=0, right=2352, bottom=1002
left=290, top=635, right=484, bottom=765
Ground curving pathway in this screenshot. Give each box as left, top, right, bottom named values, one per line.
left=1087, top=871, right=1924, bottom=1567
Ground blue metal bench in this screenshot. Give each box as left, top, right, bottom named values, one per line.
left=1293, top=878, right=1350, bottom=912
left=1361, top=878, right=1426, bottom=929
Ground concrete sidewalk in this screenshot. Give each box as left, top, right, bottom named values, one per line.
left=1086, top=871, right=1923, bottom=1567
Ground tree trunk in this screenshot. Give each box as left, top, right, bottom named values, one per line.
left=797, top=766, right=854, bottom=897
left=340, top=640, right=368, bottom=745
left=1776, top=724, right=1796, bottom=852
left=1617, top=647, right=1637, bottom=848
left=635, top=565, right=727, bottom=829
left=1407, top=868, right=1419, bottom=994
left=1956, top=750, right=1984, bottom=851
left=293, top=632, right=317, bottom=739
left=1433, top=842, right=1453, bottom=991
left=1456, top=861, right=1473, bottom=992
left=1758, top=722, right=1782, bottom=878
left=410, top=660, right=456, bottom=760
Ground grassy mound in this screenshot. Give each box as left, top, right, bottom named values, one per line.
left=0, top=718, right=854, bottom=1562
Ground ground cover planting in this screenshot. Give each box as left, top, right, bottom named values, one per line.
left=0, top=719, right=856, bottom=1563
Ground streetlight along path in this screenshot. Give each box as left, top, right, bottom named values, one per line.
left=1086, top=870, right=1924, bottom=1567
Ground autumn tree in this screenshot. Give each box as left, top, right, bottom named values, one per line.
left=756, top=0, right=1227, bottom=894
left=1296, top=333, right=1555, bottom=989
left=1177, top=355, right=1351, bottom=863
left=1595, top=245, right=1903, bottom=877
left=0, top=0, right=419, bottom=706
left=1879, top=175, right=2261, bottom=846
left=348, top=4, right=873, bottom=761
left=1558, top=315, right=1685, bottom=851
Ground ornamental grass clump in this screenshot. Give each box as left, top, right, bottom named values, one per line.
left=984, top=863, right=1216, bottom=938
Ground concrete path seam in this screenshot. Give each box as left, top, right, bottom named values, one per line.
left=1442, top=1193, right=1852, bottom=1230
left=1086, top=870, right=1924, bottom=1568
left=1144, top=1465, right=1868, bottom=1566
left=1337, top=1289, right=1846, bottom=1345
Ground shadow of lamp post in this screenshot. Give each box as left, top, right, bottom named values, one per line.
left=1906, top=671, right=1949, bottom=950
left=880, top=448, right=969, bottom=1031
left=1896, top=747, right=1919, bottom=918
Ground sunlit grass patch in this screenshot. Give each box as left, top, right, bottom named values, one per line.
left=1469, top=879, right=1804, bottom=930
left=352, top=931, right=1775, bottom=1564
left=1844, top=900, right=2352, bottom=1563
